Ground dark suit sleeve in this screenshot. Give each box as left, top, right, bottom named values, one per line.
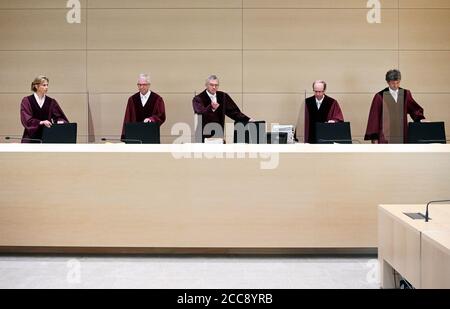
left=223, top=93, right=250, bottom=123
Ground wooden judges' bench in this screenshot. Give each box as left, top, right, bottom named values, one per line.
left=0, top=144, right=449, bottom=254
left=378, top=204, right=450, bottom=289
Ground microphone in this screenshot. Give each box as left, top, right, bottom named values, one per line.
left=425, top=199, right=450, bottom=222
left=5, top=136, right=43, bottom=143
left=317, top=139, right=360, bottom=144
left=101, top=137, right=142, bottom=144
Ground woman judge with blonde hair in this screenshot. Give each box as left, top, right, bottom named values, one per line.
left=20, top=75, right=68, bottom=143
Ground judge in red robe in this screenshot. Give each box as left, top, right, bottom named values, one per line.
left=303, top=80, right=344, bottom=143
left=20, top=75, right=69, bottom=143
left=121, top=74, right=166, bottom=139
left=193, top=75, right=252, bottom=142
left=364, top=69, right=425, bottom=143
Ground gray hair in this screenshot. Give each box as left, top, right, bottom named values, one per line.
left=138, top=73, right=151, bottom=84
left=385, top=69, right=401, bottom=82
left=31, top=75, right=49, bottom=92
left=312, top=80, right=327, bottom=91
left=205, top=75, right=219, bottom=85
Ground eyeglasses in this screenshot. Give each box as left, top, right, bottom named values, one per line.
left=137, top=83, right=149, bottom=86
left=208, top=83, right=219, bottom=87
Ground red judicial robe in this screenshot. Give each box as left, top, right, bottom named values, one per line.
left=193, top=90, right=250, bottom=141
left=364, top=88, right=425, bottom=143
left=304, top=95, right=344, bottom=143
left=121, top=91, right=166, bottom=139
left=20, top=95, right=68, bottom=143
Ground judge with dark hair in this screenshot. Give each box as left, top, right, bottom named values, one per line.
left=20, top=75, right=69, bottom=143
left=303, top=80, right=344, bottom=143
left=364, top=69, right=425, bottom=143
left=192, top=75, right=253, bottom=142
left=121, top=73, right=166, bottom=139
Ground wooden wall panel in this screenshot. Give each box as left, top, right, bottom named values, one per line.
left=244, top=9, right=397, bottom=50
left=400, top=9, right=450, bottom=50
left=88, top=9, right=242, bottom=50
left=0, top=0, right=87, bottom=9
left=399, top=0, right=450, bottom=8
left=243, top=51, right=397, bottom=93
left=0, top=1, right=448, bottom=143
left=0, top=51, right=86, bottom=93
left=87, top=51, right=242, bottom=93
left=88, top=0, right=242, bottom=9
left=400, top=52, right=450, bottom=93
left=243, top=0, right=397, bottom=9
left=0, top=9, right=86, bottom=50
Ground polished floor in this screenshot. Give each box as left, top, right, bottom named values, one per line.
left=0, top=255, right=380, bottom=289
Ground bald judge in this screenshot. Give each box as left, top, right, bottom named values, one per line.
left=303, top=80, right=344, bottom=143
left=121, top=74, right=166, bottom=139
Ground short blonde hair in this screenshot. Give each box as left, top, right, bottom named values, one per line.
left=31, top=75, right=49, bottom=92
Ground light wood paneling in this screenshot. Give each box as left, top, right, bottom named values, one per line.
left=243, top=0, right=397, bottom=9
left=88, top=0, right=242, bottom=9
left=0, top=0, right=87, bottom=9
left=399, top=0, right=450, bottom=8
left=88, top=9, right=242, bottom=50
left=0, top=1, right=448, bottom=144
left=379, top=204, right=450, bottom=288
left=378, top=207, right=422, bottom=288
left=0, top=9, right=86, bottom=50
left=87, top=51, right=242, bottom=93
left=0, top=51, right=86, bottom=93
left=421, top=231, right=450, bottom=289
left=243, top=51, right=397, bottom=93
left=400, top=51, right=450, bottom=93
left=400, top=9, right=450, bottom=50
left=1, top=146, right=449, bottom=248
left=244, top=9, right=397, bottom=50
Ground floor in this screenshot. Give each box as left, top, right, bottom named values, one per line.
left=0, top=255, right=380, bottom=289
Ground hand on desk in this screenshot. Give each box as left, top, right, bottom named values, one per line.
left=40, top=120, right=52, bottom=128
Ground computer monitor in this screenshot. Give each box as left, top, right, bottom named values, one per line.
left=124, top=122, right=160, bottom=144
left=407, top=121, right=446, bottom=144
left=42, top=123, right=77, bottom=144
left=233, top=121, right=266, bottom=144
left=266, top=132, right=288, bottom=144
left=315, top=122, right=352, bottom=144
